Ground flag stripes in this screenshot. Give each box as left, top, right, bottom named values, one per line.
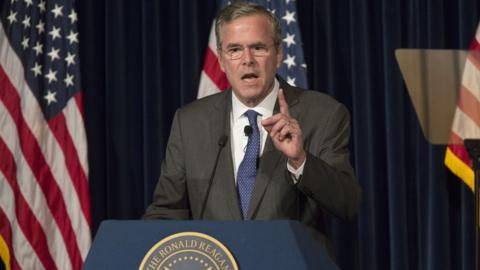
left=0, top=0, right=91, bottom=268
left=203, top=46, right=230, bottom=91
left=0, top=138, right=58, bottom=270
left=472, top=26, right=480, bottom=50
left=457, top=86, right=480, bottom=126
left=65, top=95, right=88, bottom=174
left=48, top=108, right=91, bottom=228
left=445, top=22, right=480, bottom=192
left=0, top=64, right=84, bottom=269
left=197, top=25, right=229, bottom=98
left=0, top=174, right=45, bottom=270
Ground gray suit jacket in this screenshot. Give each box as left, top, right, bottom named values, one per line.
left=144, top=78, right=361, bottom=254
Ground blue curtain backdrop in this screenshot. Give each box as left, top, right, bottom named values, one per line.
left=74, top=0, right=480, bottom=269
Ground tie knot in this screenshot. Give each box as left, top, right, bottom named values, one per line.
left=244, top=110, right=259, bottom=126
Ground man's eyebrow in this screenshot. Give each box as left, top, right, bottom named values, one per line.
left=248, top=42, right=267, bottom=47
left=224, top=42, right=268, bottom=49
left=225, top=43, right=242, bottom=49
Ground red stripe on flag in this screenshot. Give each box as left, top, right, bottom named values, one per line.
left=448, top=132, right=473, bottom=167
left=203, top=47, right=230, bottom=91
left=0, top=66, right=83, bottom=269
left=471, top=37, right=480, bottom=50
left=457, top=86, right=480, bottom=127
left=48, top=112, right=91, bottom=226
left=467, top=52, right=480, bottom=70
left=0, top=138, right=57, bottom=270
left=0, top=208, right=21, bottom=270
left=74, top=91, right=85, bottom=119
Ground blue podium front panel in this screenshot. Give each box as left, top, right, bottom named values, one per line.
left=83, top=220, right=338, bottom=270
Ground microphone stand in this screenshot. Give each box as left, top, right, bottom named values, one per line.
left=199, top=135, right=228, bottom=219
left=464, top=139, right=480, bottom=270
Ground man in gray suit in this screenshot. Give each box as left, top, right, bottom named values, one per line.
left=144, top=1, right=361, bottom=255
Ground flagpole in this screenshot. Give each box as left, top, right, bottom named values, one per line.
left=464, top=139, right=480, bottom=270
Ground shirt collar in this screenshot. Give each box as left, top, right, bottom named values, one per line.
left=231, top=78, right=279, bottom=121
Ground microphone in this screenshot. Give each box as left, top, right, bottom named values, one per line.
left=244, top=125, right=253, bottom=137
left=199, top=135, right=228, bottom=219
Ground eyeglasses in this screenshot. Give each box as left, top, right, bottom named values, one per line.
left=221, top=44, right=274, bottom=60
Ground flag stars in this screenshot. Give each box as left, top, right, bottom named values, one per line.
left=38, top=0, right=46, bottom=13
left=22, top=15, right=31, bottom=29
left=31, top=62, right=42, bottom=77
left=64, top=73, right=74, bottom=87
left=283, top=54, right=296, bottom=69
left=287, top=76, right=296, bottom=86
left=24, top=0, right=33, bottom=7
left=21, top=37, right=29, bottom=49
left=283, top=33, right=296, bottom=48
left=68, top=10, right=78, bottom=23
left=45, top=69, right=58, bottom=83
left=48, top=26, right=61, bottom=40
left=32, top=41, right=43, bottom=55
left=65, top=52, right=76, bottom=66
left=36, top=20, right=45, bottom=34
left=66, top=31, right=79, bottom=44
left=47, top=47, right=60, bottom=61
left=282, top=10, right=296, bottom=25
left=52, top=4, right=64, bottom=18
left=7, top=11, right=17, bottom=24
left=44, top=90, right=57, bottom=105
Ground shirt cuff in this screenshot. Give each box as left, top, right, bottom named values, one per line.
left=287, top=158, right=306, bottom=184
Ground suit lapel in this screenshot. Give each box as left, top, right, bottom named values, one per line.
left=208, top=91, right=243, bottom=219
left=247, top=81, right=301, bottom=219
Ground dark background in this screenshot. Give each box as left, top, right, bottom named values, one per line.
left=74, top=0, right=480, bottom=269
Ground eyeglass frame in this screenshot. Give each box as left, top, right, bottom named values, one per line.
left=219, top=43, right=277, bottom=60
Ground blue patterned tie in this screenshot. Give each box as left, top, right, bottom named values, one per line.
left=237, top=110, right=260, bottom=219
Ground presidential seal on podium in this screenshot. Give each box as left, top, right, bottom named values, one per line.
left=139, top=232, right=238, bottom=270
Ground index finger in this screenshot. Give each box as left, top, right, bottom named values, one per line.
left=278, top=88, right=290, bottom=117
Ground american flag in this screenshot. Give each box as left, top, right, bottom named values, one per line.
left=444, top=22, right=480, bottom=193
left=197, top=0, right=308, bottom=98
left=0, top=0, right=91, bottom=269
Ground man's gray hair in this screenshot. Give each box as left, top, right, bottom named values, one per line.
left=215, top=1, right=282, bottom=50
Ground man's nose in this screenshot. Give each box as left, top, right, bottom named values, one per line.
left=241, top=48, right=255, bottom=65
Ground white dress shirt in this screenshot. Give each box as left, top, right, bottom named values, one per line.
left=230, top=79, right=304, bottom=184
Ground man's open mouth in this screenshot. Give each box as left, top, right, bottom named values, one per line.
left=241, top=73, right=259, bottom=81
